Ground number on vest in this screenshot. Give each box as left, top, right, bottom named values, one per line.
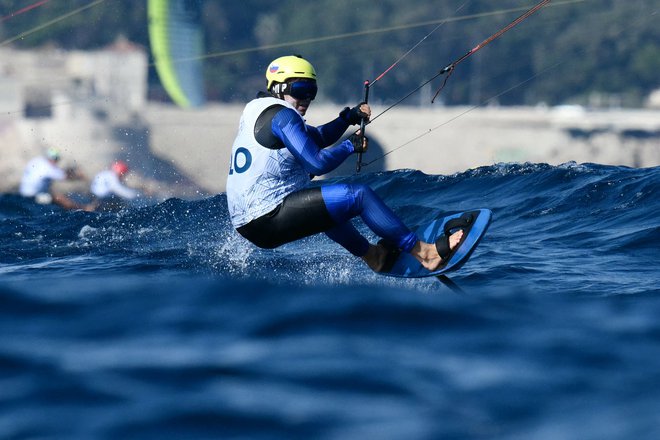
left=229, top=147, right=252, bottom=174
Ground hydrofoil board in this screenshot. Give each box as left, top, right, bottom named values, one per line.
left=378, top=208, right=492, bottom=278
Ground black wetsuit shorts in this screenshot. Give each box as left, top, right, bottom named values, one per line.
left=236, top=187, right=336, bottom=249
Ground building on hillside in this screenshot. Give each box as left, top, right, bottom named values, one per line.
left=0, top=36, right=147, bottom=122
left=647, top=89, right=660, bottom=109
left=0, top=38, right=149, bottom=192
left=0, top=38, right=209, bottom=198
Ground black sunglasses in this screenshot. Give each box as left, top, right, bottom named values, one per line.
left=286, top=80, right=318, bottom=101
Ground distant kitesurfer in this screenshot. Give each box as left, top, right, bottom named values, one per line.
left=90, top=160, right=138, bottom=211
left=19, top=148, right=92, bottom=211
left=225, top=55, right=463, bottom=272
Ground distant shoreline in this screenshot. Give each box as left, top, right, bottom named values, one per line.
left=143, top=103, right=660, bottom=194
left=3, top=104, right=659, bottom=198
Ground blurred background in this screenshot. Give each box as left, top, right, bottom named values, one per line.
left=1, top=0, right=659, bottom=197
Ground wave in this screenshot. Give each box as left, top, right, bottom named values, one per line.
left=0, top=162, right=658, bottom=294
left=1, top=162, right=659, bottom=439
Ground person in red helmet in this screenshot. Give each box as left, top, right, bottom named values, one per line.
left=111, top=161, right=129, bottom=176
left=90, top=160, right=138, bottom=211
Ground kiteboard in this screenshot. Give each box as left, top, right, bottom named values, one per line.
left=377, top=209, right=492, bottom=279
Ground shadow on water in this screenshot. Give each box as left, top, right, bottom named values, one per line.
left=112, top=123, right=211, bottom=198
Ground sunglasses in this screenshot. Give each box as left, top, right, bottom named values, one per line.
left=286, top=80, right=318, bottom=101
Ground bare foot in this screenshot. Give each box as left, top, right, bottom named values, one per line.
left=411, top=230, right=464, bottom=271
left=361, top=243, right=389, bottom=272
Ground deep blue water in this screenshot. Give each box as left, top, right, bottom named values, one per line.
left=1, top=162, right=659, bottom=439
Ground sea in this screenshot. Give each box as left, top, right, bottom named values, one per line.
left=0, top=162, right=658, bottom=440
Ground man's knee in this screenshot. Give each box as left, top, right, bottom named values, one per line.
left=349, top=184, right=372, bottom=210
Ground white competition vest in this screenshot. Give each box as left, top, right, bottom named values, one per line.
left=226, top=97, right=311, bottom=228
left=91, top=170, right=138, bottom=199
left=19, top=156, right=66, bottom=197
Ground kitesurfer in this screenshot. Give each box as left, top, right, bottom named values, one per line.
left=90, top=160, right=139, bottom=212
left=19, top=148, right=92, bottom=211
left=225, top=55, right=463, bottom=272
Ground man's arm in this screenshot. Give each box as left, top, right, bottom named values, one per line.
left=271, top=107, right=354, bottom=176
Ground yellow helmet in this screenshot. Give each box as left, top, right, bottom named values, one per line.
left=266, top=55, right=317, bottom=91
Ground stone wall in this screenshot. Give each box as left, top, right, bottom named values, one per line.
left=140, top=103, right=660, bottom=195
left=4, top=103, right=659, bottom=197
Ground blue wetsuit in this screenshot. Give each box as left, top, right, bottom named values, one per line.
left=235, top=100, right=417, bottom=257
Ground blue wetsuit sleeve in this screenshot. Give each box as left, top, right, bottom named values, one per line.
left=307, top=116, right=351, bottom=147
left=271, top=107, right=354, bottom=176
